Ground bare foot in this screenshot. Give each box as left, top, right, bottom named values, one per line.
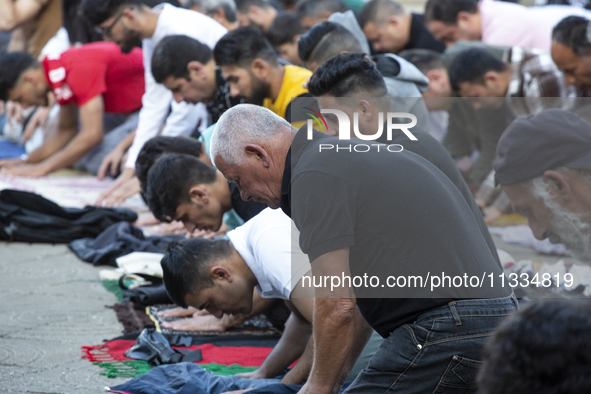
left=157, top=306, right=198, bottom=318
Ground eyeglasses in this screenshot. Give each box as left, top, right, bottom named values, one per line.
left=95, top=11, right=123, bottom=39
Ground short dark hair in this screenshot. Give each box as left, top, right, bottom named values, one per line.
left=235, top=0, right=275, bottom=13
left=448, top=48, right=506, bottom=91
left=151, top=35, right=212, bottom=83
left=478, top=299, right=591, bottom=394
left=553, top=16, right=591, bottom=57
left=298, top=21, right=363, bottom=65
left=0, top=52, right=37, bottom=101
left=295, top=0, right=347, bottom=20
left=267, top=12, right=306, bottom=47
left=308, top=52, right=388, bottom=97
left=185, top=0, right=238, bottom=23
left=398, top=49, right=444, bottom=74
left=81, top=0, right=144, bottom=26
left=136, top=136, right=204, bottom=198
left=359, top=0, right=404, bottom=28
left=424, top=0, right=478, bottom=25
left=161, top=238, right=233, bottom=308
left=214, top=26, right=278, bottom=68
left=146, top=153, right=217, bottom=222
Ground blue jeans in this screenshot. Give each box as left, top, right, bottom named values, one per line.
left=344, top=295, right=518, bottom=394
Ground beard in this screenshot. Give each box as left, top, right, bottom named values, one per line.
left=245, top=75, right=271, bottom=106
left=545, top=198, right=591, bottom=263
left=119, top=27, right=143, bottom=54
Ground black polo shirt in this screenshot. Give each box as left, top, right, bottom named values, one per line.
left=286, top=127, right=509, bottom=338
left=403, top=13, right=445, bottom=53
left=229, top=182, right=266, bottom=222
left=376, top=127, right=501, bottom=267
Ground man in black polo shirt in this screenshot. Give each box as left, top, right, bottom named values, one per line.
left=210, top=103, right=515, bottom=394
left=360, top=0, right=445, bottom=54
left=307, top=53, right=500, bottom=268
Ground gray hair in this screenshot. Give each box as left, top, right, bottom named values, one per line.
left=185, top=0, right=238, bottom=22
left=211, top=104, right=291, bottom=166
left=530, top=167, right=591, bottom=262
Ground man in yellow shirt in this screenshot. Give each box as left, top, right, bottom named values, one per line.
left=213, top=26, right=312, bottom=123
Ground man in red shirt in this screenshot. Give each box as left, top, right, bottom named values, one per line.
left=0, top=42, right=145, bottom=176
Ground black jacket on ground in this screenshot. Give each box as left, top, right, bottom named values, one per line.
left=0, top=189, right=137, bottom=243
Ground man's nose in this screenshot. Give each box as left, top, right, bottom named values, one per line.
left=172, top=92, right=184, bottom=103
left=565, top=74, right=577, bottom=86
left=183, top=221, right=196, bottom=234
left=209, top=308, right=224, bottom=319
left=229, top=84, right=240, bottom=97
left=240, top=189, right=252, bottom=202
left=528, top=219, right=549, bottom=241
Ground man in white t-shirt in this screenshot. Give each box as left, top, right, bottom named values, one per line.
left=161, top=208, right=377, bottom=386
left=81, top=0, right=227, bottom=206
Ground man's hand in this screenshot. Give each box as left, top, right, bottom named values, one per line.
left=5, top=101, right=24, bottom=123
left=0, top=158, right=26, bottom=169
left=97, top=147, right=127, bottom=180
left=160, top=312, right=230, bottom=332
left=187, top=221, right=231, bottom=239
left=21, top=106, right=50, bottom=143
left=95, top=167, right=137, bottom=207
left=475, top=197, right=487, bottom=209
left=483, top=206, right=503, bottom=225
left=157, top=306, right=198, bottom=318
left=234, top=370, right=269, bottom=380
left=455, top=155, right=474, bottom=176
left=0, top=162, right=49, bottom=177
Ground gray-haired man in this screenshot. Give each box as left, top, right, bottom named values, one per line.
left=210, top=103, right=515, bottom=394
left=495, top=109, right=591, bottom=263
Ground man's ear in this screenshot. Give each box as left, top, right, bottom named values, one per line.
left=292, top=34, right=302, bottom=44
left=210, top=265, right=232, bottom=282
left=387, top=15, right=399, bottom=28
left=248, top=5, right=261, bottom=18
left=543, top=170, right=572, bottom=202
left=483, top=70, right=500, bottom=87
left=251, top=58, right=269, bottom=79
left=358, top=100, right=375, bottom=122
left=244, top=144, right=271, bottom=168
left=189, top=185, right=209, bottom=204
left=213, top=7, right=226, bottom=21
left=456, top=11, right=473, bottom=27
left=22, top=70, right=36, bottom=84
left=426, top=69, right=442, bottom=83
left=187, top=61, right=205, bottom=79
left=121, top=6, right=137, bottom=25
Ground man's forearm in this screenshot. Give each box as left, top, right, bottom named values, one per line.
left=255, top=312, right=311, bottom=380
left=27, top=126, right=77, bottom=164
left=337, top=309, right=374, bottom=383
left=280, top=334, right=314, bottom=384
left=308, top=298, right=357, bottom=393
left=115, top=129, right=136, bottom=153
left=0, top=0, right=44, bottom=31
left=36, top=128, right=102, bottom=173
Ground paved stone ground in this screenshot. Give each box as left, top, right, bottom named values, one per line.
left=0, top=242, right=128, bottom=394
left=0, top=236, right=575, bottom=393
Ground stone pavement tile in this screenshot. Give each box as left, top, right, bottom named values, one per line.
left=0, top=242, right=131, bottom=393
